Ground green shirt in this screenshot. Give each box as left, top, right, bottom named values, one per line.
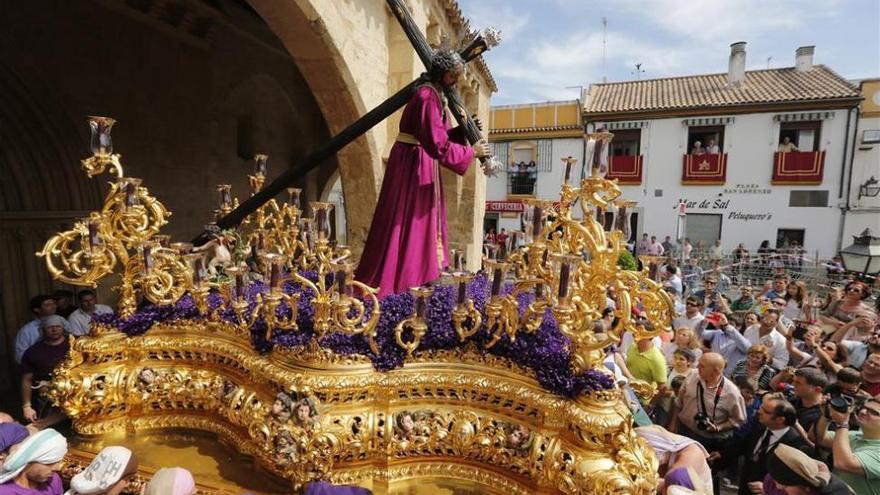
left=626, top=345, right=667, bottom=387
left=835, top=431, right=880, bottom=495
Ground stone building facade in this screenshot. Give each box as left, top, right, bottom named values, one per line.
left=0, top=0, right=494, bottom=408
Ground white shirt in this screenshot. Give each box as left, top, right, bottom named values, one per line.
left=673, top=312, right=705, bottom=335
left=682, top=243, right=693, bottom=260
left=743, top=325, right=790, bottom=369
left=709, top=245, right=723, bottom=260
left=67, top=304, right=114, bottom=336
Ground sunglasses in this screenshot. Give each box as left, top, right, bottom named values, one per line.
left=773, top=301, right=786, bottom=306
left=846, top=287, right=865, bottom=294
left=686, top=303, right=700, bottom=307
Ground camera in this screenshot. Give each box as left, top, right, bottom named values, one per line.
left=694, top=412, right=711, bottom=431
left=824, top=394, right=857, bottom=420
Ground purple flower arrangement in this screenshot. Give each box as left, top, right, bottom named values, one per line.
left=93, top=272, right=615, bottom=398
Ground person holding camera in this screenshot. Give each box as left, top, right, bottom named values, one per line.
left=815, top=396, right=880, bottom=494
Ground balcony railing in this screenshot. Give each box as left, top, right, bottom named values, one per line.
left=606, top=155, right=643, bottom=184
left=682, top=153, right=727, bottom=185
left=772, top=151, right=825, bottom=185
left=507, top=171, right=536, bottom=196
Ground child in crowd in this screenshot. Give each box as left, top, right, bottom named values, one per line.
left=668, top=348, right=697, bottom=383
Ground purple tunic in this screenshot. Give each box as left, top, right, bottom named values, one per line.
left=0, top=473, right=63, bottom=495
left=355, top=85, right=474, bottom=297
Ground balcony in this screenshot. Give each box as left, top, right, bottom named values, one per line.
left=772, top=150, right=825, bottom=185
left=606, top=155, right=643, bottom=185
left=507, top=170, right=536, bottom=196
left=682, top=153, right=727, bottom=185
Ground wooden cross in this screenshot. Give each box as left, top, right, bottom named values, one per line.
left=195, top=1, right=499, bottom=243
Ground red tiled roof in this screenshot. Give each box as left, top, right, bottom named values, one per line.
left=585, top=65, right=860, bottom=115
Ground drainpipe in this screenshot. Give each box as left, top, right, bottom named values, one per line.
left=836, top=106, right=857, bottom=251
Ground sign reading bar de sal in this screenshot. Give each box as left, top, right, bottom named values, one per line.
left=485, top=201, right=524, bottom=213
left=675, top=198, right=774, bottom=222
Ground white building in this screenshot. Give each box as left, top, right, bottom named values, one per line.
left=487, top=43, right=864, bottom=258
left=842, top=78, right=880, bottom=242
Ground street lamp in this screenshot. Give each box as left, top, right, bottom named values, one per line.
left=839, top=228, right=880, bottom=277
left=858, top=176, right=880, bottom=199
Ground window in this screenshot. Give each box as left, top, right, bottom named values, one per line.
left=687, top=126, right=724, bottom=154
left=776, top=229, right=805, bottom=250
left=611, top=129, right=641, bottom=156
left=862, top=129, right=880, bottom=144
left=788, top=190, right=829, bottom=207
left=779, top=121, right=821, bottom=151
left=684, top=213, right=722, bottom=245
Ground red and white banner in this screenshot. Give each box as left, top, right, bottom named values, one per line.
left=682, top=153, right=727, bottom=185
left=606, top=155, right=643, bottom=185
left=772, top=151, right=825, bottom=185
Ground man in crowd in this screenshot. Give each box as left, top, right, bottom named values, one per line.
left=706, top=139, right=720, bottom=154
left=790, top=367, right=827, bottom=436
left=778, top=136, right=799, bottom=153
left=709, top=240, right=723, bottom=262
left=52, top=289, right=75, bottom=318
left=860, top=353, right=880, bottom=397
left=700, top=313, right=750, bottom=376
left=674, top=296, right=706, bottom=334
left=681, top=238, right=693, bottom=261
left=626, top=336, right=668, bottom=394
left=67, top=289, right=113, bottom=336
left=662, top=265, right=683, bottom=297
left=764, top=274, right=789, bottom=301
left=817, top=397, right=880, bottom=494
left=713, top=395, right=808, bottom=495
left=693, top=277, right=721, bottom=312
left=681, top=257, right=703, bottom=294
left=637, top=233, right=650, bottom=255
left=14, top=295, right=67, bottom=364
left=20, top=315, right=70, bottom=429
left=662, top=236, right=677, bottom=256
left=744, top=309, right=789, bottom=370
left=675, top=353, right=746, bottom=493
left=648, top=236, right=665, bottom=256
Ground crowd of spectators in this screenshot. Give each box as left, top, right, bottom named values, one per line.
left=605, top=236, right=879, bottom=494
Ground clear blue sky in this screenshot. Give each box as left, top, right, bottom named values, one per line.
left=458, top=0, right=880, bottom=105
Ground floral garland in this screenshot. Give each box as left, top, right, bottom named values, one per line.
left=93, top=272, right=614, bottom=397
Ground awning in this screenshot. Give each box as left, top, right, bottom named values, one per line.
left=682, top=117, right=735, bottom=126
left=773, top=111, right=834, bottom=122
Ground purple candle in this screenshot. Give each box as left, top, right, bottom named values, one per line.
left=415, top=295, right=427, bottom=318
left=457, top=280, right=467, bottom=304
left=563, top=158, right=573, bottom=183
left=531, top=205, right=543, bottom=239
left=125, top=182, right=137, bottom=208
left=535, top=283, right=544, bottom=299
left=336, top=266, right=350, bottom=294
left=557, top=262, right=571, bottom=299
left=270, top=262, right=281, bottom=289
left=254, top=154, right=268, bottom=177
left=143, top=244, right=153, bottom=273
left=491, top=267, right=503, bottom=296
left=88, top=221, right=100, bottom=250
left=287, top=188, right=300, bottom=207
left=192, top=257, right=204, bottom=287
left=235, top=274, right=244, bottom=300
left=257, top=232, right=265, bottom=252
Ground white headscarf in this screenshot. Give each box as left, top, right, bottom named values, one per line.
left=65, top=446, right=137, bottom=495
left=0, top=428, right=67, bottom=483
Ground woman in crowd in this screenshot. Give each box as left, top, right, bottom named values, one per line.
left=662, top=327, right=702, bottom=366
left=64, top=446, right=138, bottom=495
left=0, top=428, right=67, bottom=495
left=783, top=281, right=810, bottom=321
left=143, top=467, right=195, bottom=495
left=819, top=281, right=875, bottom=340
left=731, top=344, right=777, bottom=391
left=785, top=330, right=849, bottom=382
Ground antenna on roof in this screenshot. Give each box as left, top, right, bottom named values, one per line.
left=602, top=17, right=607, bottom=83
left=632, top=63, right=645, bottom=80
left=766, top=56, right=772, bottom=69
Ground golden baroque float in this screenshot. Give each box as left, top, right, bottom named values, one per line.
left=42, top=119, right=671, bottom=494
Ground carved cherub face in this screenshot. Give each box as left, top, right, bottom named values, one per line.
left=138, top=368, right=156, bottom=384
left=296, top=403, right=312, bottom=422
left=400, top=414, right=415, bottom=433
left=272, top=400, right=285, bottom=417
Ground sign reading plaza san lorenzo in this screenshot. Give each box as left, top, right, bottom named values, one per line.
left=486, top=42, right=864, bottom=257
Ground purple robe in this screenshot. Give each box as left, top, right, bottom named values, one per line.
left=355, top=85, right=474, bottom=297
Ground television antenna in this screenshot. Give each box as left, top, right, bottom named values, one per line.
left=632, top=63, right=645, bottom=80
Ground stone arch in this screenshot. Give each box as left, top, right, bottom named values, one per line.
left=0, top=42, right=105, bottom=406
left=246, top=0, right=389, bottom=254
